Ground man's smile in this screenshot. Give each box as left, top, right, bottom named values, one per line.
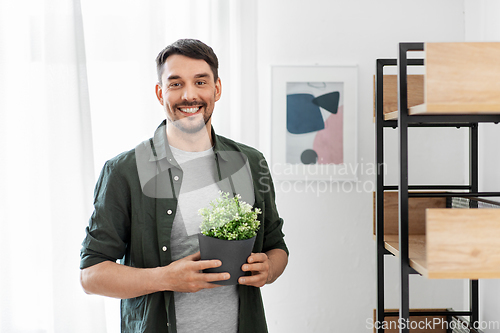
left=178, top=106, right=201, bottom=115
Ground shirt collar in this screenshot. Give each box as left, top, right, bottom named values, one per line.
left=148, top=120, right=170, bottom=162
left=149, top=120, right=231, bottom=162
left=211, top=126, right=231, bottom=162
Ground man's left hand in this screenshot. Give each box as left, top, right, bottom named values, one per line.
left=238, top=253, right=271, bottom=287
left=238, top=249, right=288, bottom=287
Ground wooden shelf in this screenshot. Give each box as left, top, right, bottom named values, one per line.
left=384, top=234, right=428, bottom=276
left=373, top=308, right=449, bottom=333
left=372, top=308, right=484, bottom=332
left=384, top=104, right=500, bottom=120
left=374, top=43, right=500, bottom=331
left=383, top=110, right=398, bottom=121
left=382, top=208, right=500, bottom=279
left=426, top=209, right=500, bottom=279
left=375, top=192, right=500, bottom=279
left=382, top=42, right=500, bottom=120
left=374, top=191, right=447, bottom=237
left=377, top=75, right=424, bottom=121
left=409, top=104, right=500, bottom=116
left=374, top=192, right=444, bottom=277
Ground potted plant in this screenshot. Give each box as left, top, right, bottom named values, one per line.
left=198, top=191, right=261, bottom=285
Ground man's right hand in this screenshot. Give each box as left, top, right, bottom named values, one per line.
left=157, top=251, right=229, bottom=293
left=80, top=252, right=230, bottom=299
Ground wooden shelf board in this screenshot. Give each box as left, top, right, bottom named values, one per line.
left=382, top=209, right=500, bottom=279
left=427, top=208, right=500, bottom=279
left=408, top=103, right=427, bottom=115
left=373, top=308, right=449, bottom=333
left=384, top=234, right=428, bottom=277
left=409, top=103, right=500, bottom=115
left=379, top=75, right=424, bottom=121
left=381, top=43, right=500, bottom=119
left=384, top=104, right=500, bottom=120
left=374, top=191, right=447, bottom=236
left=384, top=110, right=399, bottom=121
left=425, top=42, right=500, bottom=112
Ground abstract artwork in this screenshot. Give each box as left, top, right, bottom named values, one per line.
left=286, top=82, right=343, bottom=165
left=272, top=66, right=357, bottom=181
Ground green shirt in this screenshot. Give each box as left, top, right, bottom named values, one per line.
left=80, top=121, right=288, bottom=333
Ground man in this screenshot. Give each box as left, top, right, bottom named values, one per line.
left=80, top=39, right=288, bottom=333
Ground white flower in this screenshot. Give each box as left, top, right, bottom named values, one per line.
left=199, top=192, right=261, bottom=240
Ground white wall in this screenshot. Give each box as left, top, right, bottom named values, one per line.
left=465, top=1, right=500, bottom=332
left=255, top=1, right=468, bottom=331
left=77, top=1, right=500, bottom=331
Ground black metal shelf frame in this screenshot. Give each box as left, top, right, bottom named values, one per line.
left=375, top=42, right=500, bottom=333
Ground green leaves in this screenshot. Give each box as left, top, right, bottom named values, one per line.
left=199, top=191, right=261, bottom=240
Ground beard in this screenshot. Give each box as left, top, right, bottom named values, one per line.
left=171, top=111, right=212, bottom=134
left=168, top=101, right=212, bottom=134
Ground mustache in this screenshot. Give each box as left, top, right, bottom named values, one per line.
left=174, top=101, right=207, bottom=109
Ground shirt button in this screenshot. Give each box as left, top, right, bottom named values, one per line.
left=167, top=209, right=172, bottom=215
left=162, top=246, right=167, bottom=252
left=173, top=175, right=180, bottom=181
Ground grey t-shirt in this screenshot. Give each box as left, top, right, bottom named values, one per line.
left=169, top=145, right=238, bottom=333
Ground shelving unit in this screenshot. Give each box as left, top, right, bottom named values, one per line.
left=375, top=42, right=500, bottom=333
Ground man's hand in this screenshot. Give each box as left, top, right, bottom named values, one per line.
left=159, top=251, right=230, bottom=293
left=80, top=251, right=230, bottom=299
left=238, top=253, right=270, bottom=287
left=238, top=249, right=288, bottom=287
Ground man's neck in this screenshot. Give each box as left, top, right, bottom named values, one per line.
left=165, top=123, right=213, bottom=152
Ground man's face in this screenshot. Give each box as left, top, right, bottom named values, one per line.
left=155, top=54, right=221, bottom=134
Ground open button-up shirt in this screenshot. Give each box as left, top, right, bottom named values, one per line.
left=80, top=121, right=288, bottom=333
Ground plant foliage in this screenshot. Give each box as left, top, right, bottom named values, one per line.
left=199, top=191, right=261, bottom=240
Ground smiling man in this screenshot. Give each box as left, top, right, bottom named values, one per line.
left=157, top=53, right=219, bottom=135
left=79, top=39, right=288, bottom=333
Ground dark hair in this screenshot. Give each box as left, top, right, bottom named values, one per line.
left=156, top=39, right=219, bottom=83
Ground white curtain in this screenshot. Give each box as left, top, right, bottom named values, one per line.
left=0, top=0, right=105, bottom=332
left=82, top=0, right=259, bottom=175
left=0, top=0, right=256, bottom=332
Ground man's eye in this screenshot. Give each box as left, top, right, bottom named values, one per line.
left=170, top=83, right=181, bottom=87
left=196, top=81, right=206, bottom=86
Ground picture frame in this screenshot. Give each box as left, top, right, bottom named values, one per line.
left=271, top=65, right=358, bottom=181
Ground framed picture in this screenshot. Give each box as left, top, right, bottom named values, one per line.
left=271, top=65, right=358, bottom=181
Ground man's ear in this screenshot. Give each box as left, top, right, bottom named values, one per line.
left=155, top=83, right=163, bottom=105
left=215, top=77, right=222, bottom=102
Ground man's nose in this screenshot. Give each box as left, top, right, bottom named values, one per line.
left=182, top=84, right=197, bottom=101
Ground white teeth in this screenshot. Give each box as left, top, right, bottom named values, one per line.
left=179, top=107, right=200, bottom=113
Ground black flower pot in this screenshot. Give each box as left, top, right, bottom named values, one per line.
left=198, top=233, right=256, bottom=285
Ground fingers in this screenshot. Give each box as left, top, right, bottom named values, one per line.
left=242, top=253, right=269, bottom=273
left=238, top=253, right=270, bottom=287
left=188, top=251, right=201, bottom=261
left=187, top=270, right=230, bottom=291
left=185, top=270, right=231, bottom=291
left=242, top=262, right=266, bottom=273
left=204, top=272, right=230, bottom=283
left=183, top=251, right=223, bottom=270
left=189, top=253, right=229, bottom=285
left=163, top=252, right=231, bottom=292
left=196, top=259, right=223, bottom=271
left=246, top=252, right=267, bottom=264
left=238, top=273, right=266, bottom=287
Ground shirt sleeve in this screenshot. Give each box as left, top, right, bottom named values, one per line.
left=257, top=155, right=289, bottom=256
left=80, top=160, right=131, bottom=269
